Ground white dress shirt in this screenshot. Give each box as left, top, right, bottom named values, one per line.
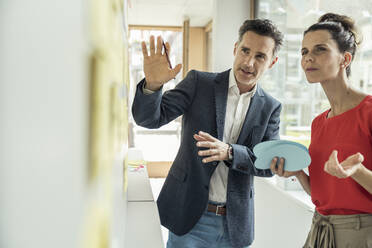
left=208, top=70, right=256, bottom=203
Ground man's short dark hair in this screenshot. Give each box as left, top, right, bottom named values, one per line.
left=238, top=19, right=283, bottom=55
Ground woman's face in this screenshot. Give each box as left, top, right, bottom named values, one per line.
left=301, top=30, right=344, bottom=83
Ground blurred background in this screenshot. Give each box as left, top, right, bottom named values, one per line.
left=1, top=0, right=371, bottom=247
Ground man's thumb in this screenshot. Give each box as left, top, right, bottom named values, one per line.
left=172, top=64, right=182, bottom=77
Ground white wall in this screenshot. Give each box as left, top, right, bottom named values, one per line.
left=0, top=1, right=89, bottom=248
left=253, top=178, right=313, bottom=248
left=212, top=0, right=251, bottom=72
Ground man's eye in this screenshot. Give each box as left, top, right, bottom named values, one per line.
left=316, top=47, right=326, bottom=52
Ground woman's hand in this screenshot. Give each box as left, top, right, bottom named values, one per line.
left=324, top=150, right=364, bottom=178
left=270, top=157, right=311, bottom=195
left=269, top=157, right=303, bottom=177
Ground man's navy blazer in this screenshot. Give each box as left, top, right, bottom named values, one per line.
left=132, top=69, right=282, bottom=248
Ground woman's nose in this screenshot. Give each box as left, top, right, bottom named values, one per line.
left=304, top=54, right=314, bottom=63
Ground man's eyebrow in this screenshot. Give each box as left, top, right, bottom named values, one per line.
left=256, top=51, right=267, bottom=57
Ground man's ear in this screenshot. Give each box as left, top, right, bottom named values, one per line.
left=269, top=56, right=278, bottom=69
left=233, top=42, right=238, bottom=56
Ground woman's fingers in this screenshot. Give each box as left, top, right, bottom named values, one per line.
left=277, top=158, right=285, bottom=176
left=342, top=152, right=364, bottom=167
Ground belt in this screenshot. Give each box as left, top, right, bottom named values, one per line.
left=207, top=203, right=226, bottom=216
left=307, top=212, right=335, bottom=248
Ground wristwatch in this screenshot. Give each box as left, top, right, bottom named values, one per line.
left=227, top=143, right=233, bottom=161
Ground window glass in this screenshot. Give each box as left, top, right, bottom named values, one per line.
left=128, top=29, right=183, bottom=161
left=256, top=0, right=372, bottom=147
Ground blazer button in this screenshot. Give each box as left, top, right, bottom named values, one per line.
left=213, top=162, right=218, bottom=166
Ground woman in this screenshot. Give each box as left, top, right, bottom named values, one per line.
left=271, top=13, right=372, bottom=247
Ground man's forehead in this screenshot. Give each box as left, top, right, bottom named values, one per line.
left=240, top=31, right=275, bottom=54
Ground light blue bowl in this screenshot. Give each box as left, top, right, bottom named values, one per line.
left=253, top=140, right=311, bottom=171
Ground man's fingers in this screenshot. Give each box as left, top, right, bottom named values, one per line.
left=156, top=36, right=162, bottom=55
left=141, top=41, right=149, bottom=58
left=193, top=134, right=206, bottom=141
left=198, top=149, right=218, bottom=156
left=165, top=42, right=171, bottom=54
left=202, top=155, right=219, bottom=163
left=171, top=64, right=182, bottom=78
left=149, top=35, right=155, bottom=56
left=198, top=131, right=217, bottom=141
left=196, top=141, right=216, bottom=148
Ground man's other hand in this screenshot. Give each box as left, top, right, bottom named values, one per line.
left=194, top=131, right=229, bottom=163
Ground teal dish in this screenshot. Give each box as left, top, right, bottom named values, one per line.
left=253, top=140, right=311, bottom=172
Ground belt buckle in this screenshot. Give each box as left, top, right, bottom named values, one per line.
left=215, top=205, right=223, bottom=216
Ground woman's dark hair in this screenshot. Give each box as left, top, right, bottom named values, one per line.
left=238, top=19, right=283, bottom=56
left=304, top=13, right=362, bottom=77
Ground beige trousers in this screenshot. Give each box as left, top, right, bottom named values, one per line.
left=303, top=211, right=372, bottom=248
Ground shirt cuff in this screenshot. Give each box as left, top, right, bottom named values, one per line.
left=142, top=82, right=156, bottom=95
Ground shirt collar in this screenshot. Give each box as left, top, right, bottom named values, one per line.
left=228, top=70, right=257, bottom=97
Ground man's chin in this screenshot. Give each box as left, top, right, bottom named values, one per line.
left=237, top=77, right=255, bottom=85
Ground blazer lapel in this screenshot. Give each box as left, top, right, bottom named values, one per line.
left=236, top=85, right=264, bottom=144
left=214, top=70, right=230, bottom=141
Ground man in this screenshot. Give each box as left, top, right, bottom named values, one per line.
left=132, top=19, right=283, bottom=248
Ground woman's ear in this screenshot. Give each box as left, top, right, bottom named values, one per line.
left=342, top=52, right=352, bottom=68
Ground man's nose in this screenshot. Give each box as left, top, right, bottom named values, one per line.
left=243, top=56, right=254, bottom=67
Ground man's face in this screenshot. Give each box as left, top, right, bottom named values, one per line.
left=233, top=31, right=277, bottom=91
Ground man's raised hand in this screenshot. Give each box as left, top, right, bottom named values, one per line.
left=142, top=35, right=182, bottom=91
